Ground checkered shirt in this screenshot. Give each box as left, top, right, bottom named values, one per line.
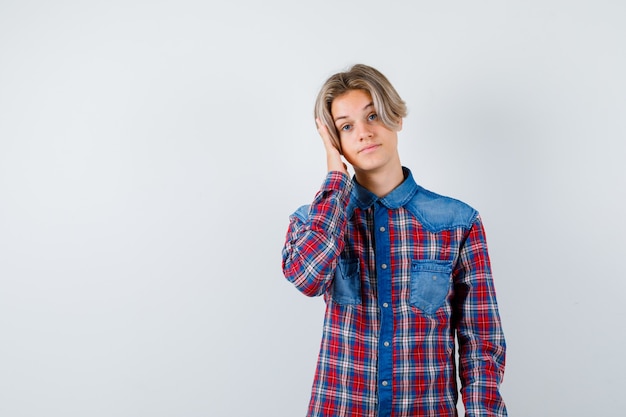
left=282, top=169, right=507, bottom=417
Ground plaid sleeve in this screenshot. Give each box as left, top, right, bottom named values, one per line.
left=454, top=215, right=507, bottom=417
left=282, top=172, right=352, bottom=297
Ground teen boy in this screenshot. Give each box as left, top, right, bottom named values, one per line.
left=282, top=64, right=507, bottom=417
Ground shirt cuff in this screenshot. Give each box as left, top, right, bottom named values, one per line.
left=317, top=171, right=352, bottom=202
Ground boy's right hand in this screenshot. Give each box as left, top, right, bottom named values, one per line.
left=316, top=118, right=348, bottom=175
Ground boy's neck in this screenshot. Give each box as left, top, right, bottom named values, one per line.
left=355, top=164, right=405, bottom=198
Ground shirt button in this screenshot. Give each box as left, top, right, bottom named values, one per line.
left=432, top=275, right=438, bottom=281
left=382, top=381, right=388, bottom=386
left=379, top=226, right=386, bottom=232
left=381, top=264, right=387, bottom=269
left=382, top=303, right=389, bottom=308
left=384, top=341, right=390, bottom=347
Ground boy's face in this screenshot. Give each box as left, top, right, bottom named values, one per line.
left=331, top=89, right=401, bottom=176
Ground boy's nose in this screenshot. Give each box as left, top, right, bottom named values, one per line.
left=357, top=124, right=373, bottom=141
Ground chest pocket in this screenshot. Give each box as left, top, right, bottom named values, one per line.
left=331, top=258, right=361, bottom=305
left=410, top=260, right=452, bottom=315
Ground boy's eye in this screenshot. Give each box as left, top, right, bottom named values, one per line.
left=368, top=113, right=378, bottom=121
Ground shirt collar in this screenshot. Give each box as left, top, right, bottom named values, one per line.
left=351, top=167, right=419, bottom=210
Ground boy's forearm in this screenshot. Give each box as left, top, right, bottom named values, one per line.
left=282, top=172, right=352, bottom=297
left=458, top=337, right=507, bottom=416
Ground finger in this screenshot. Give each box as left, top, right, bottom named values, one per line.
left=315, top=118, right=329, bottom=140
left=316, top=118, right=337, bottom=151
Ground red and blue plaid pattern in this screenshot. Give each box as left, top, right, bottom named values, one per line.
left=283, top=170, right=506, bottom=417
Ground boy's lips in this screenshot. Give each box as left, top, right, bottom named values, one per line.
left=359, top=144, right=381, bottom=153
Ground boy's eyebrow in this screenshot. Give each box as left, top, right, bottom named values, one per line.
left=333, top=102, right=375, bottom=122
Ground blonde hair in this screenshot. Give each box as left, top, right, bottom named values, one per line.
left=314, top=64, right=407, bottom=151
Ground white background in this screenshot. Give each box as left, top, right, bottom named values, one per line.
left=1, top=1, right=625, bottom=416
